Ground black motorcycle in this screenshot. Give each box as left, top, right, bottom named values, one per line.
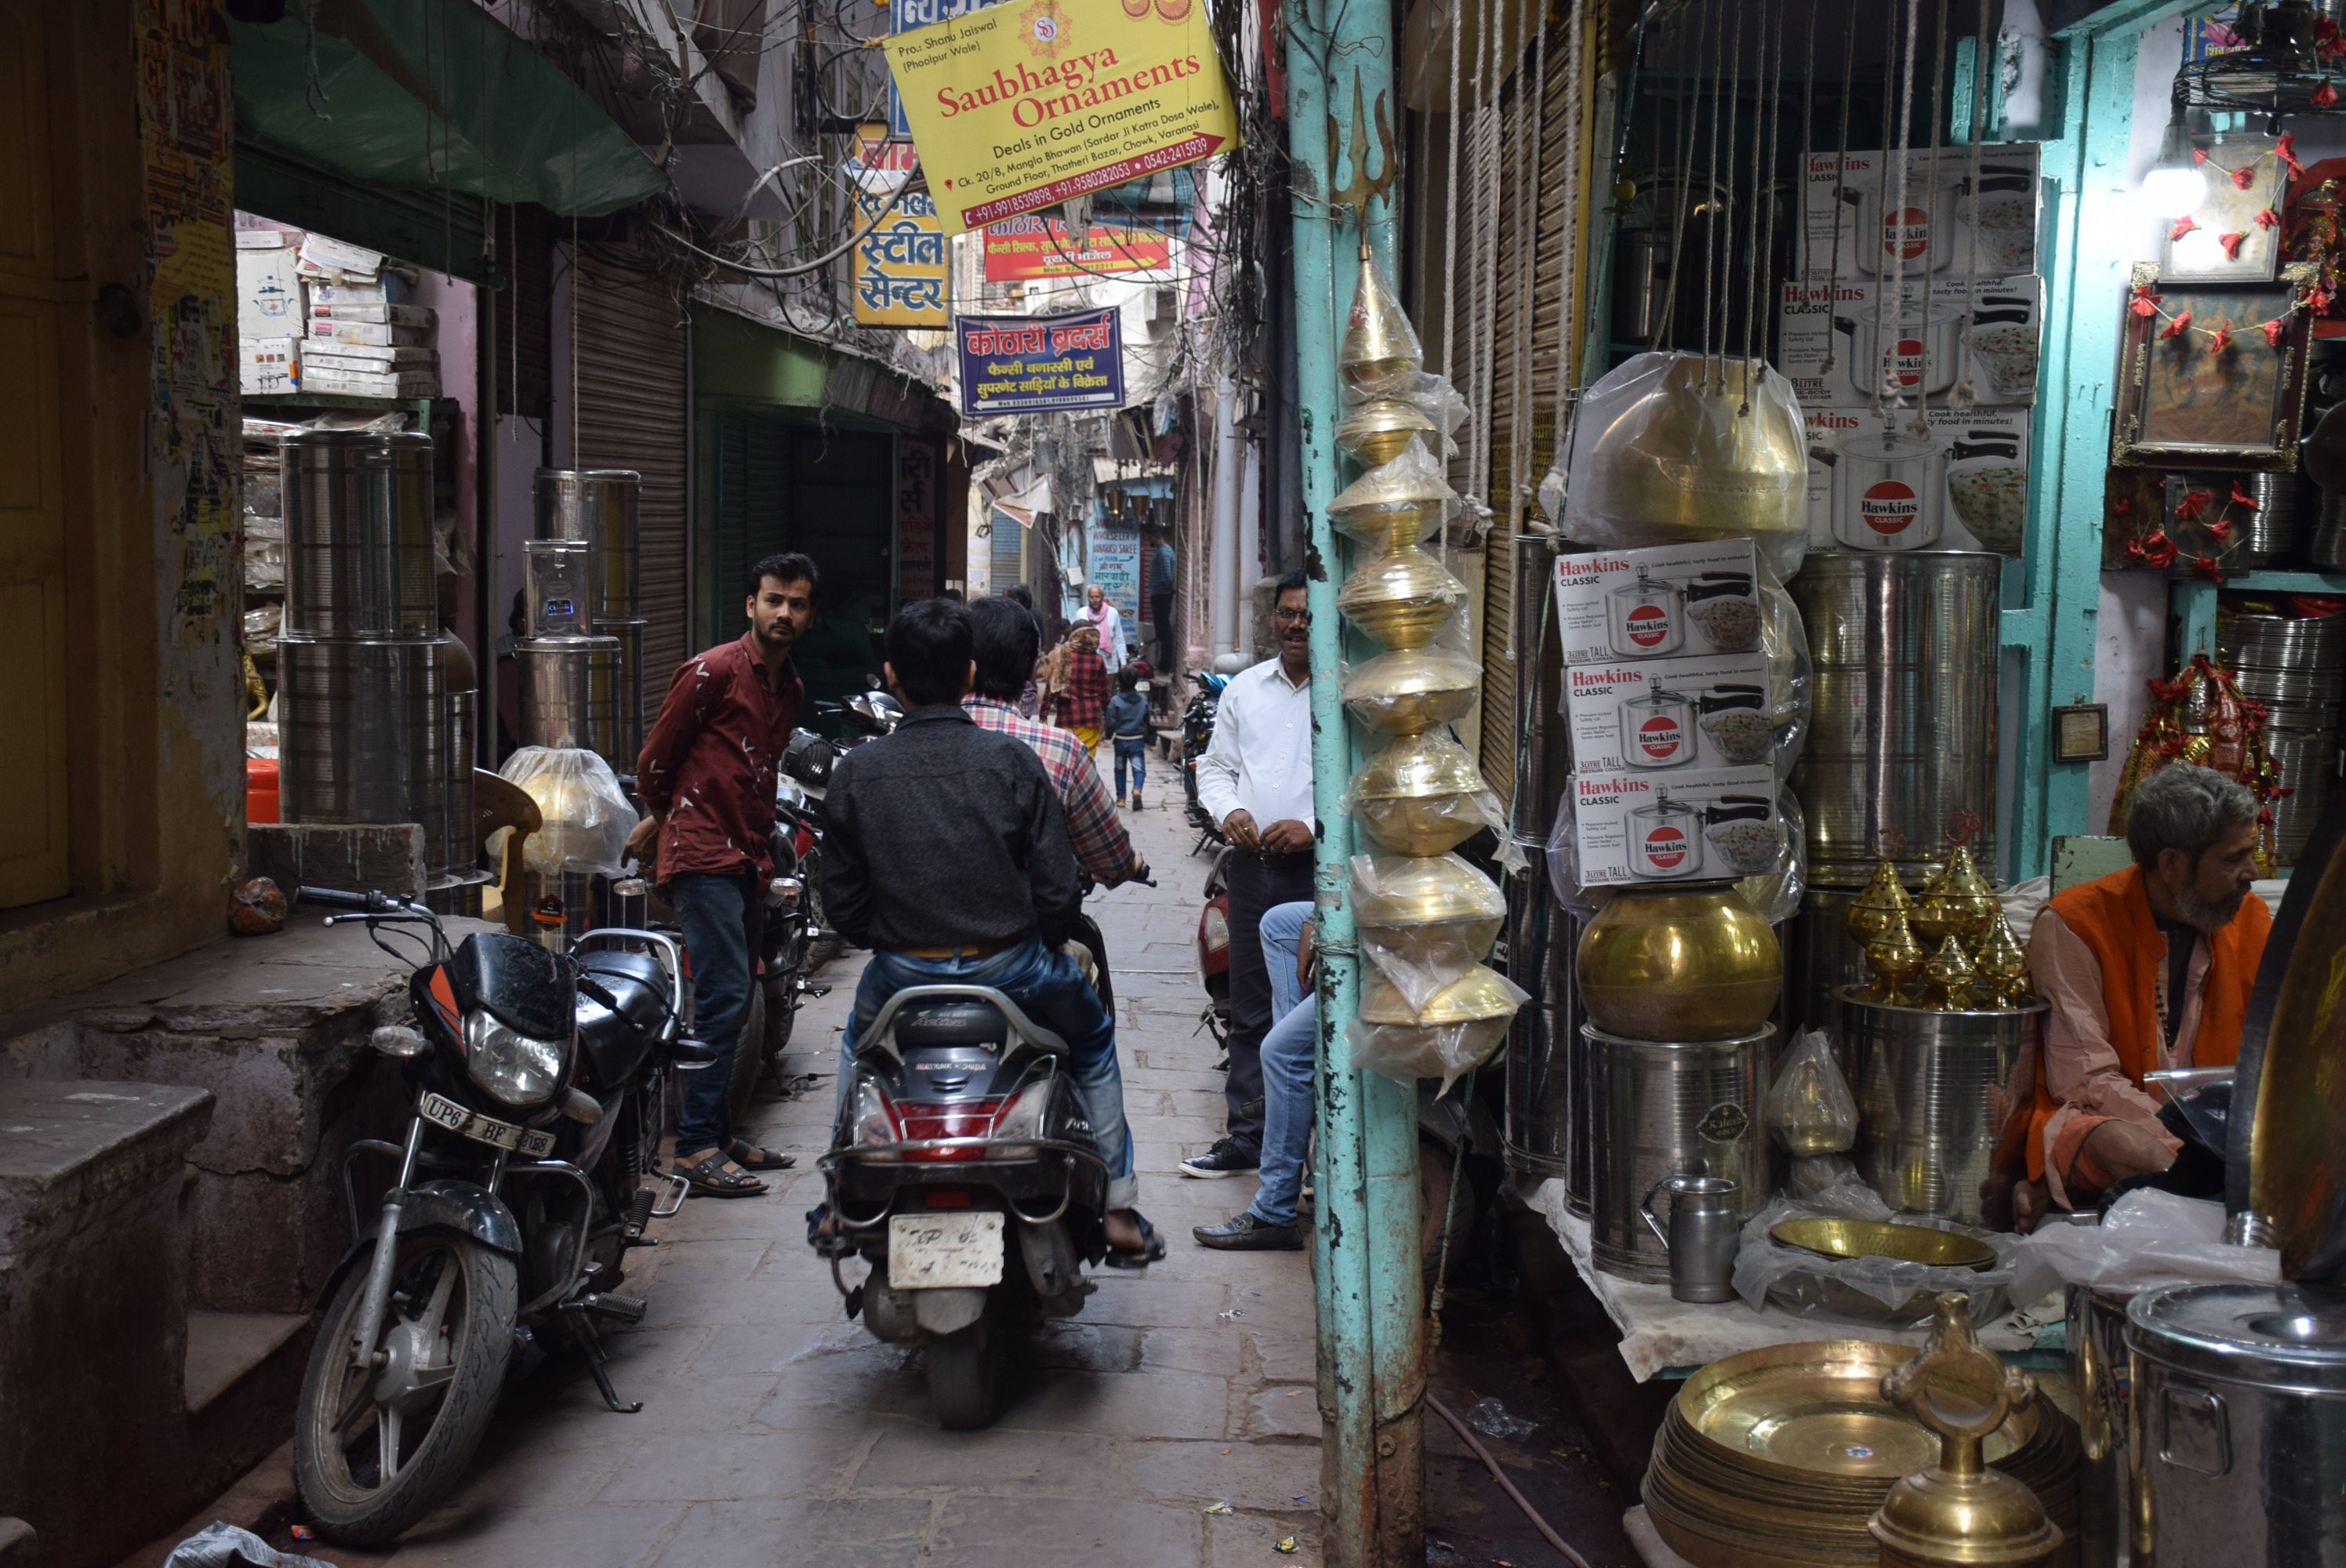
left=290, top=887, right=707, bottom=1545
left=1182, top=670, right=1229, bottom=854
left=722, top=774, right=833, bottom=1120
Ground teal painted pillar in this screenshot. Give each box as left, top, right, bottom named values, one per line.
left=1284, top=0, right=1421, bottom=1559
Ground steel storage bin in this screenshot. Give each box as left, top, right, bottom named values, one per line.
left=1839, top=988, right=2045, bottom=1225
left=596, top=617, right=648, bottom=771
left=535, top=467, right=641, bottom=619
left=2219, top=609, right=2346, bottom=673
left=1792, top=552, right=2001, bottom=877
left=277, top=633, right=453, bottom=872
left=1503, top=909, right=1582, bottom=1182
left=2123, top=1282, right=2346, bottom=1566
left=517, top=636, right=622, bottom=761
left=446, top=688, right=477, bottom=871
left=1585, top=1022, right=1769, bottom=1282
left=2267, top=726, right=2337, bottom=865
left=523, top=539, right=594, bottom=639
left=281, top=430, right=438, bottom=637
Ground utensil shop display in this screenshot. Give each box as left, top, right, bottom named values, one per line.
left=1584, top=1021, right=1770, bottom=1282
left=1331, top=254, right=1525, bottom=1087
left=2217, top=605, right=2344, bottom=865
left=521, top=468, right=644, bottom=776
left=275, top=428, right=468, bottom=881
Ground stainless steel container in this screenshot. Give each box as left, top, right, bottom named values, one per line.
left=1502, top=909, right=1580, bottom=1183
left=516, top=635, right=622, bottom=762
left=277, top=633, right=452, bottom=871
left=1841, top=988, right=2045, bottom=1225
left=2124, top=1282, right=2346, bottom=1566
left=2268, top=727, right=2337, bottom=865
left=1793, top=552, right=2001, bottom=877
left=596, top=617, right=648, bottom=771
left=535, top=467, right=641, bottom=620
left=2067, top=1281, right=2136, bottom=1568
left=1585, top=1021, right=1769, bottom=1282
left=2312, top=488, right=2346, bottom=571
left=2221, top=610, right=2346, bottom=673
left=282, top=430, right=438, bottom=637
left=446, top=688, right=477, bottom=875
left=524, top=539, right=594, bottom=639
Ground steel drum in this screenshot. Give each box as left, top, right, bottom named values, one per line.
left=516, top=636, right=623, bottom=764
left=276, top=632, right=453, bottom=871
left=281, top=430, right=438, bottom=637
left=1840, top=988, right=2046, bottom=1226
left=534, top=467, right=641, bottom=620
left=1585, top=1021, right=1769, bottom=1281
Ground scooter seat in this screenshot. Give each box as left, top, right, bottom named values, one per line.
left=895, top=999, right=1011, bottom=1048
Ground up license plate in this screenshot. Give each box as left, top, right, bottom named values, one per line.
left=888, top=1211, right=1005, bottom=1289
left=419, top=1091, right=557, bottom=1159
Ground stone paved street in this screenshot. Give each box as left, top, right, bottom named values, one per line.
left=312, top=778, right=1325, bottom=1568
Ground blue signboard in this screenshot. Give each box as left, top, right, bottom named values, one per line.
left=888, top=0, right=1014, bottom=138
left=956, top=307, right=1126, bottom=417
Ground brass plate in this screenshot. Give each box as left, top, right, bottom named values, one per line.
left=1769, top=1217, right=1998, bottom=1272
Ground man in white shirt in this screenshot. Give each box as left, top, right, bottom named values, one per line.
left=1078, top=583, right=1127, bottom=673
left=1182, top=568, right=1315, bottom=1178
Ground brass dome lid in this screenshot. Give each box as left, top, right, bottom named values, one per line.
left=1337, top=543, right=1466, bottom=650
left=1357, top=963, right=1523, bottom=1025
left=1349, top=851, right=1505, bottom=928
left=1335, top=397, right=1440, bottom=466
left=1339, top=648, right=1482, bottom=736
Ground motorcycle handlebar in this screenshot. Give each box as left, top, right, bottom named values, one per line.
left=297, top=885, right=377, bottom=911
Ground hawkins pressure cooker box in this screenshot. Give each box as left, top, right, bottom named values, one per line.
left=1778, top=273, right=2041, bottom=409
left=1552, top=539, right=1763, bottom=666
left=1571, top=766, right=1783, bottom=885
left=1797, top=145, right=2042, bottom=281
left=1562, top=651, right=1775, bottom=774
left=1802, top=405, right=2031, bottom=557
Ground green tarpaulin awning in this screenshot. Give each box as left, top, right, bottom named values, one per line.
left=231, top=0, right=668, bottom=220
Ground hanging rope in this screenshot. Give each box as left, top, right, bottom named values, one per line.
left=1908, top=0, right=1949, bottom=436
left=1509, top=0, right=1549, bottom=530
left=1819, top=8, right=1860, bottom=376
left=1746, top=0, right=1787, bottom=415
left=1951, top=0, right=1996, bottom=406
left=1700, top=0, right=1724, bottom=383
left=1549, top=0, right=1586, bottom=467
left=1471, top=0, right=1506, bottom=517
left=1711, top=2, right=1742, bottom=392
left=1869, top=0, right=1903, bottom=420
left=1654, top=2, right=1706, bottom=349
left=1737, top=0, right=1774, bottom=410
left=1440, top=0, right=1468, bottom=381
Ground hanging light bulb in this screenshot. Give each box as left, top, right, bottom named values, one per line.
left=2138, top=86, right=2209, bottom=218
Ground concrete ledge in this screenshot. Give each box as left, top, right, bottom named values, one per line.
left=247, top=822, right=427, bottom=903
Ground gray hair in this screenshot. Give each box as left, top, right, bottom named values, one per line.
left=2126, top=764, right=2257, bottom=870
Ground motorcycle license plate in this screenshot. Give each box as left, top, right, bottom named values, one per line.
left=888, top=1211, right=1004, bottom=1289
left=419, top=1091, right=557, bottom=1159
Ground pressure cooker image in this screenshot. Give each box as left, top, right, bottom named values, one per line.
left=1832, top=427, right=1946, bottom=550
left=1618, top=684, right=1770, bottom=771
left=1607, top=565, right=1684, bottom=657
left=1834, top=310, right=1959, bottom=401
left=1836, top=171, right=1963, bottom=277
left=1619, top=688, right=1696, bottom=769
left=1629, top=793, right=1705, bottom=877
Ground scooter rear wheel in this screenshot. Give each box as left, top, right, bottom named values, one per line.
left=925, top=1316, right=997, bottom=1429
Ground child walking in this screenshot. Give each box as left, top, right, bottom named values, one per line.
left=1105, top=668, right=1152, bottom=811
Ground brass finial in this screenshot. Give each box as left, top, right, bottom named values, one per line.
left=1921, top=936, right=1981, bottom=1012
left=1865, top=913, right=1927, bottom=1006
left=1338, top=249, right=1421, bottom=397
left=1847, top=861, right=1916, bottom=949
left=1970, top=913, right=2030, bottom=1011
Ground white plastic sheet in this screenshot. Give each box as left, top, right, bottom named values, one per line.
left=499, top=746, right=638, bottom=876
left=2008, top=1189, right=2280, bottom=1303
left=162, top=1523, right=332, bottom=1568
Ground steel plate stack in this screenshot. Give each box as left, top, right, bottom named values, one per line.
left=1642, top=1339, right=2080, bottom=1567
left=276, top=429, right=462, bottom=877
left=2220, top=610, right=2346, bottom=864
left=533, top=468, right=645, bottom=771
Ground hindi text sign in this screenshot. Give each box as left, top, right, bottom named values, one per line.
left=983, top=214, right=1175, bottom=280
left=956, top=306, right=1124, bottom=416
left=850, top=168, right=949, bottom=328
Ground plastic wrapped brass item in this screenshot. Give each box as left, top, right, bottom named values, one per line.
left=1865, top=913, right=1927, bottom=1004
left=1349, top=964, right=1527, bottom=1093
left=1326, top=438, right=1457, bottom=554
left=1344, top=731, right=1507, bottom=855
left=1846, top=860, right=1917, bottom=948
left=1575, top=885, right=1781, bottom=1042
left=1338, top=250, right=1423, bottom=397
left=1351, top=851, right=1507, bottom=1010
left=1765, top=1029, right=1859, bottom=1156
left=1768, top=1218, right=1997, bottom=1272
left=1335, top=397, right=1439, bottom=466
left=1339, top=648, right=1483, bottom=736
left=1970, top=913, right=2029, bottom=1011
left=1869, top=1297, right=2064, bottom=1567
left=1336, top=543, right=1467, bottom=649
left=1920, top=936, right=1980, bottom=1011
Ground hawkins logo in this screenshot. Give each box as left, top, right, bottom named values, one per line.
left=1624, top=604, right=1671, bottom=646
left=1636, top=714, right=1684, bottom=758
left=1861, top=480, right=1919, bottom=535
left=1879, top=206, right=1931, bottom=260
left=1641, top=824, right=1689, bottom=867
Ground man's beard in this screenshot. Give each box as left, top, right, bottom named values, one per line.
left=754, top=619, right=795, bottom=651
left=2175, top=880, right=2248, bottom=932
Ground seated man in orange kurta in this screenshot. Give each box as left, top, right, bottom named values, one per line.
left=1996, top=764, right=2270, bottom=1231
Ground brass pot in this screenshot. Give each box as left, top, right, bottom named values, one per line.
left=1335, top=397, right=1439, bottom=466
left=1576, top=884, right=1781, bottom=1041
left=1358, top=962, right=1523, bottom=1025
left=1337, top=543, right=1466, bottom=649
left=1339, top=648, right=1482, bottom=736
left=1347, top=732, right=1501, bottom=855
left=1338, top=251, right=1422, bottom=395
left=1571, top=353, right=1806, bottom=563
left=1351, top=851, right=1507, bottom=967
left=1327, top=437, right=1455, bottom=554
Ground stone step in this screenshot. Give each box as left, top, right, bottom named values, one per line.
left=183, top=1311, right=307, bottom=1415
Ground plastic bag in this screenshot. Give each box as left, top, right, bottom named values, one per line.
left=1340, top=731, right=1510, bottom=856
left=162, top=1522, right=333, bottom=1568
left=2008, top=1189, right=2280, bottom=1303
left=1560, top=351, right=1810, bottom=583
left=1326, top=438, right=1460, bottom=552
left=1346, top=961, right=1526, bottom=1094
left=1339, top=648, right=1484, bottom=738
left=499, top=746, right=638, bottom=876
left=1758, top=567, right=1813, bottom=776
left=1338, top=256, right=1425, bottom=401
left=1731, top=1189, right=2022, bottom=1328
left=1732, top=788, right=1807, bottom=925
left=1351, top=851, right=1507, bottom=1011
left=1766, top=1028, right=1858, bottom=1155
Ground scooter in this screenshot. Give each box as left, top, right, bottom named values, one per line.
left=1196, top=845, right=1232, bottom=1050
left=1182, top=670, right=1229, bottom=854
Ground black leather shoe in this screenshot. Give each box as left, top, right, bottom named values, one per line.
left=1178, top=1137, right=1260, bottom=1178
left=1194, top=1211, right=1302, bottom=1250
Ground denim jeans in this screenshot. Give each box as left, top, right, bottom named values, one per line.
left=1223, top=851, right=1315, bottom=1155
left=670, top=869, right=764, bottom=1157
left=1249, top=902, right=1316, bottom=1228
left=843, top=937, right=1137, bottom=1209
left=1113, top=739, right=1147, bottom=796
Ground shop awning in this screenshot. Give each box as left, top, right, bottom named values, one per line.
left=231, top=0, right=667, bottom=220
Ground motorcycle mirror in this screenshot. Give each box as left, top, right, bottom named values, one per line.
left=671, top=1035, right=721, bottom=1071
left=866, top=673, right=882, bottom=691
left=370, top=1025, right=430, bottom=1058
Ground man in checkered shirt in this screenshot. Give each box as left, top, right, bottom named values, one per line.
left=967, top=597, right=1147, bottom=891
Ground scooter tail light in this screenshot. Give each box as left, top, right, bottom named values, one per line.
left=899, top=1096, right=1009, bottom=1161
left=1200, top=904, right=1230, bottom=953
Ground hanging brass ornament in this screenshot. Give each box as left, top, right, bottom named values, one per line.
left=1335, top=397, right=1440, bottom=466
left=1337, top=249, right=1420, bottom=397
left=1919, top=937, right=1981, bottom=1013
left=1327, top=437, right=1456, bottom=553
left=1336, top=543, right=1467, bottom=649
left=1339, top=648, right=1484, bottom=737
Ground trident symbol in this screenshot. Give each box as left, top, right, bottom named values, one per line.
left=1325, top=69, right=1396, bottom=252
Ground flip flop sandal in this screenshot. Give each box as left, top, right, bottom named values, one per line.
left=727, top=1139, right=797, bottom=1171
left=1103, top=1210, right=1168, bottom=1269
left=674, top=1150, right=768, bottom=1198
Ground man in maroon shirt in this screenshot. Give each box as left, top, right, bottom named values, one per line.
left=626, top=553, right=816, bottom=1197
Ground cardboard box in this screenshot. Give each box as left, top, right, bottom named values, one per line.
left=1798, top=145, right=2042, bottom=281
left=296, top=233, right=383, bottom=280
left=304, top=281, right=388, bottom=310
left=1571, top=765, right=1782, bottom=886
left=303, top=367, right=441, bottom=400
left=1778, top=274, right=2042, bottom=408
left=309, top=301, right=433, bottom=327
left=237, top=247, right=303, bottom=332
left=235, top=227, right=301, bottom=250
left=1552, top=539, right=1763, bottom=666
left=1563, top=651, right=1775, bottom=774
left=1803, top=405, right=2032, bottom=557
left=301, top=347, right=438, bottom=375
left=307, top=318, right=431, bottom=348
left=240, top=336, right=299, bottom=396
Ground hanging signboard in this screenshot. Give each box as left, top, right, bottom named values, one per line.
left=1089, top=519, right=1142, bottom=628
left=983, top=214, right=1175, bottom=279
left=883, top=0, right=1241, bottom=236
left=848, top=165, right=949, bottom=328
left=888, top=0, right=1015, bottom=139
left=956, top=305, right=1124, bottom=416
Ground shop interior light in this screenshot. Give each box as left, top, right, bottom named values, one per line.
left=2139, top=93, right=2209, bottom=218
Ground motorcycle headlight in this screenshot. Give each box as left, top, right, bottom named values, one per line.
left=848, top=1074, right=902, bottom=1160
left=463, top=1011, right=568, bottom=1107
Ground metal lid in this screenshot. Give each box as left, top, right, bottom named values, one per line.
left=2126, top=1282, right=2346, bottom=1390
left=282, top=428, right=430, bottom=450
left=1579, top=1019, right=1774, bottom=1051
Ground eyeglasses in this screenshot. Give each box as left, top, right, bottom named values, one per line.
left=1272, top=608, right=1310, bottom=625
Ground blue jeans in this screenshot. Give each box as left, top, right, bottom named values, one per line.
left=1113, top=738, right=1147, bottom=796
left=670, top=869, right=764, bottom=1156
left=843, top=937, right=1136, bottom=1209
left=1251, top=902, right=1316, bottom=1228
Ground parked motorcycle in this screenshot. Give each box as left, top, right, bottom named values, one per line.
left=1196, top=844, right=1232, bottom=1049
left=731, top=773, right=832, bottom=1115
left=1182, top=670, right=1229, bottom=853
left=290, top=887, right=709, bottom=1545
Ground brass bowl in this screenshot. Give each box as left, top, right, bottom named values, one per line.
left=1574, top=886, right=1781, bottom=1042
left=1335, top=397, right=1439, bottom=466
left=1337, top=544, right=1465, bottom=649
left=1327, top=439, right=1454, bottom=553
left=1357, top=963, right=1521, bottom=1025
left=1339, top=648, right=1481, bottom=735
left=1573, top=354, right=1805, bottom=558
left=1353, top=854, right=1506, bottom=967
left=1768, top=1218, right=1998, bottom=1272
left=1347, top=733, right=1500, bottom=855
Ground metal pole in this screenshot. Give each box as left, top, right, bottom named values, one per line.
left=1286, top=0, right=1418, bottom=1559
left=1211, top=376, right=1242, bottom=659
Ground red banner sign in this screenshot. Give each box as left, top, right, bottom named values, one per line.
left=982, top=216, right=1174, bottom=280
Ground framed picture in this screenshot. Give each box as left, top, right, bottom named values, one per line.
left=2112, top=262, right=2315, bottom=471
left=2051, top=704, right=2110, bottom=763
left=2160, top=132, right=2287, bottom=284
